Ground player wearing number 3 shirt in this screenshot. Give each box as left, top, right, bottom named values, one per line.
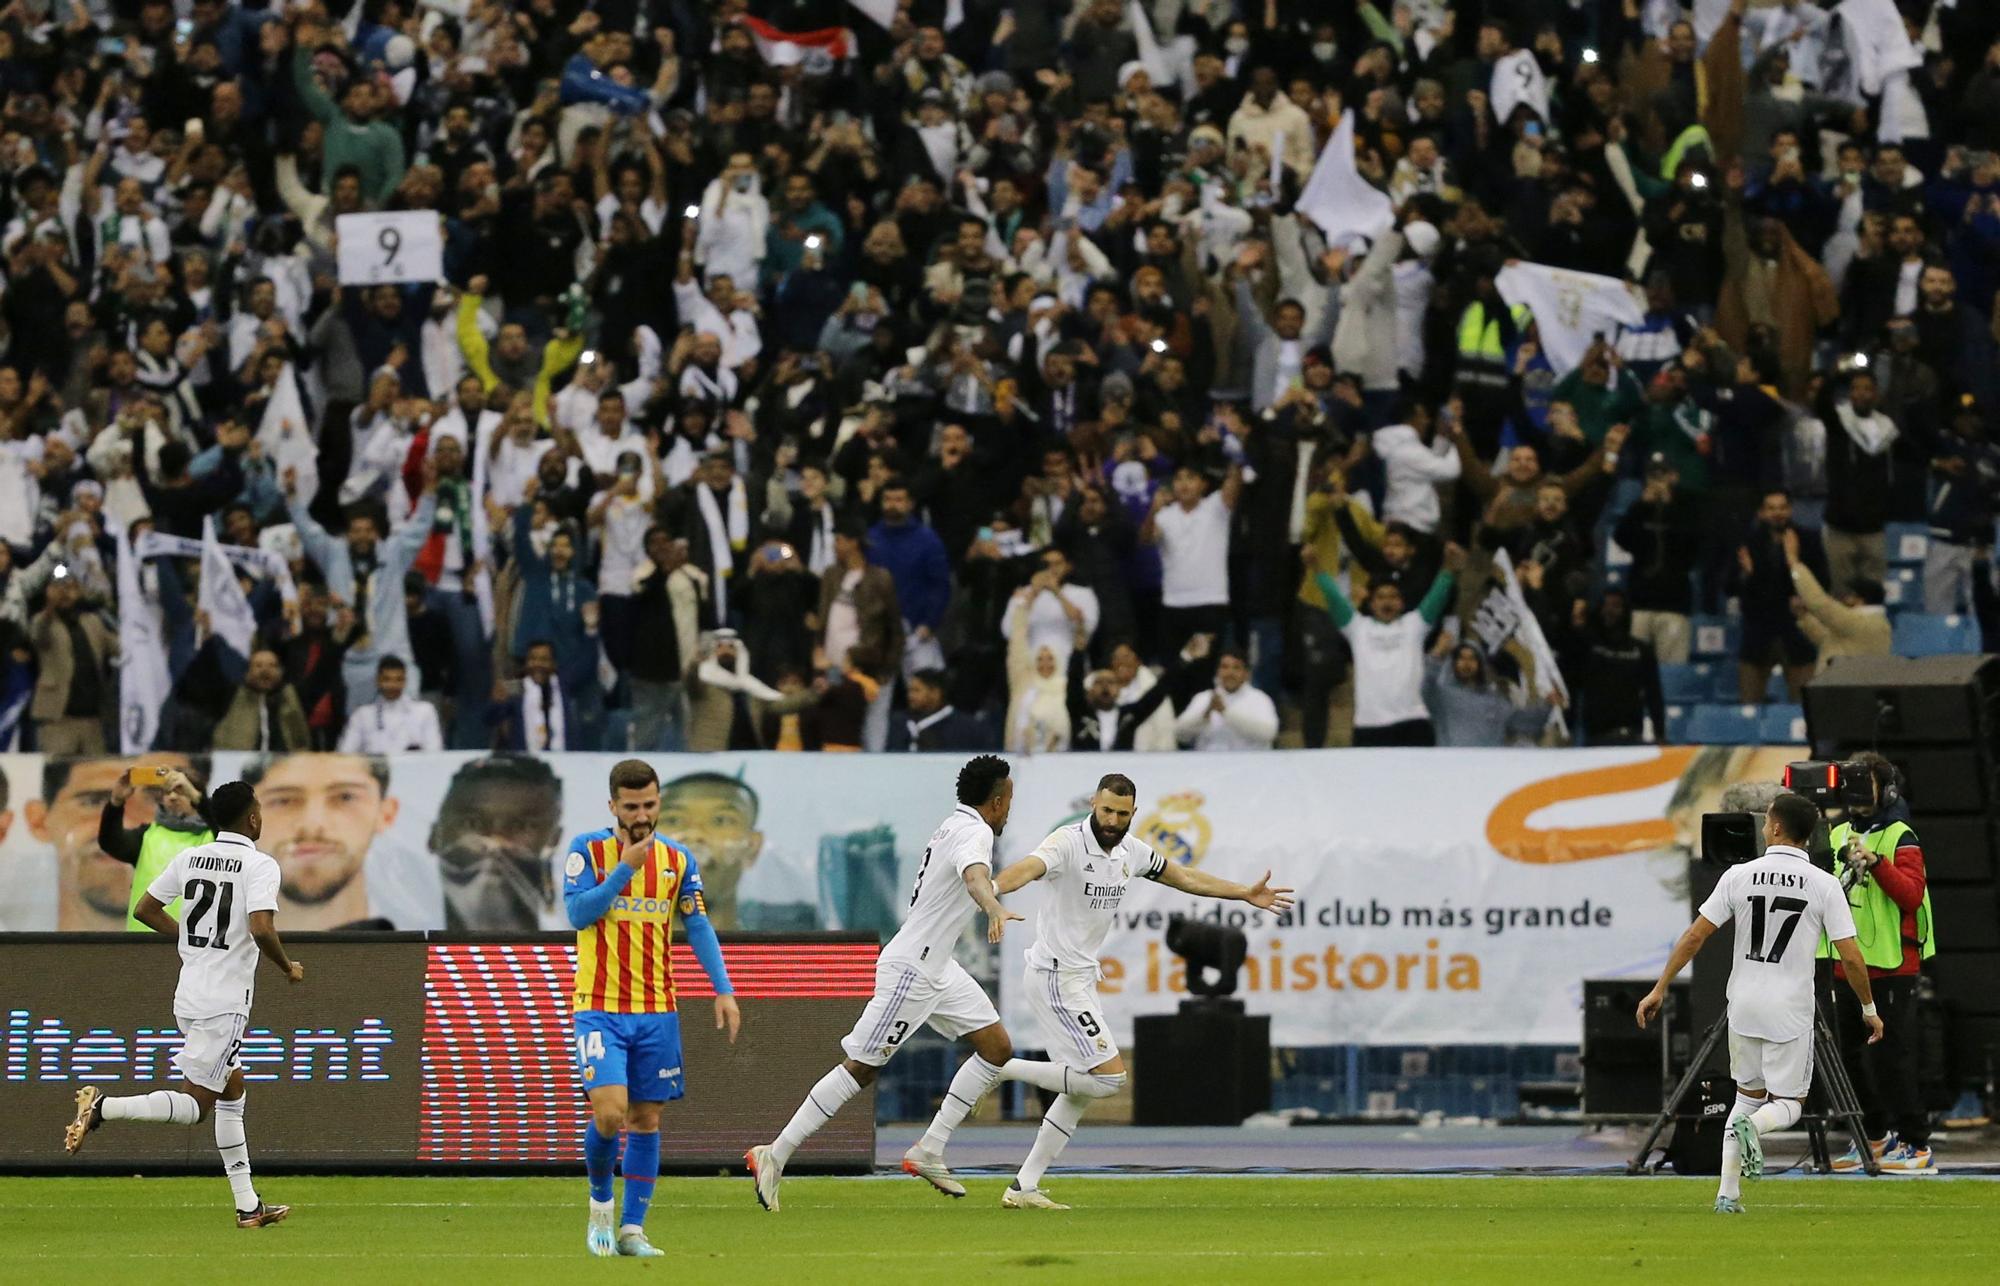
left=63, top=782, right=302, bottom=1230
left=1637, top=792, right=1881, bottom=1214
left=749, top=756, right=1024, bottom=1213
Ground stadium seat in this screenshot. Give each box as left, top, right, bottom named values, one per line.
left=1661, top=704, right=1691, bottom=743
left=1686, top=704, right=1762, bottom=745
left=1885, top=523, right=1929, bottom=566
left=1659, top=664, right=1707, bottom=703
left=1893, top=613, right=1981, bottom=657
left=1882, top=567, right=1919, bottom=610
left=1759, top=704, right=1807, bottom=745
left=1690, top=615, right=1738, bottom=659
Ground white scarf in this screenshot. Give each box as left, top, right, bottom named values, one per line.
left=695, top=478, right=749, bottom=618
left=905, top=703, right=956, bottom=749
left=803, top=502, right=836, bottom=574
left=136, top=530, right=300, bottom=604
left=1834, top=403, right=1898, bottom=456
left=521, top=675, right=565, bottom=751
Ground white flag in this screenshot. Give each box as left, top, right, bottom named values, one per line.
left=847, top=0, right=895, bottom=29
left=1295, top=111, right=1394, bottom=245
left=1494, top=261, right=1645, bottom=376
left=469, top=411, right=498, bottom=637
left=1491, top=49, right=1550, bottom=126
left=257, top=362, right=319, bottom=506
left=1692, top=0, right=1734, bottom=48
left=199, top=515, right=258, bottom=660
left=115, top=527, right=171, bottom=754
left=1482, top=549, right=1570, bottom=706
left=1128, top=0, right=1173, bottom=86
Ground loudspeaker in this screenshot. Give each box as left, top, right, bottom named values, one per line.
left=1930, top=886, right=2000, bottom=951
left=1687, top=861, right=1731, bottom=1066
left=1950, top=1014, right=2000, bottom=1088
left=1909, top=816, right=2000, bottom=882
left=1132, top=1000, right=1271, bottom=1126
left=1665, top=1076, right=1731, bottom=1175
left=1581, top=979, right=1689, bottom=1115
left=1804, top=655, right=2000, bottom=745
left=1881, top=749, right=1995, bottom=814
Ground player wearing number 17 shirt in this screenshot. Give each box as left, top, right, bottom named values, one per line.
left=63, top=782, right=303, bottom=1230
left=565, top=758, right=742, bottom=1259
left=1637, top=792, right=1882, bottom=1214
left=748, top=756, right=1024, bottom=1212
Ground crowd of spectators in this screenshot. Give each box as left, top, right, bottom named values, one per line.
left=2, top=0, right=1999, bottom=757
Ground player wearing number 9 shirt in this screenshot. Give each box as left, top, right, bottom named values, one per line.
left=747, top=756, right=1024, bottom=1212
left=1637, top=792, right=1881, bottom=1214
left=63, top=782, right=303, bottom=1230
left=565, top=759, right=741, bottom=1259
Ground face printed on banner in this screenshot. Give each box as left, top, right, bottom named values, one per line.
left=30, top=755, right=198, bottom=931
left=429, top=756, right=565, bottom=931
left=252, top=753, right=399, bottom=928
left=656, top=773, right=762, bottom=929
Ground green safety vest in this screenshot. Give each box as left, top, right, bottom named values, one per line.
left=1455, top=302, right=1533, bottom=362
left=1660, top=124, right=1714, bottom=181
left=125, top=823, right=215, bottom=933
left=1817, top=819, right=1936, bottom=970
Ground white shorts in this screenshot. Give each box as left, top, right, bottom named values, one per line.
left=1025, top=965, right=1117, bottom=1070
left=1729, top=1029, right=1814, bottom=1099
left=174, top=1012, right=249, bottom=1093
left=839, top=960, right=999, bottom=1066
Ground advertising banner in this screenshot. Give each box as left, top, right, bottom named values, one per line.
left=0, top=934, right=876, bottom=1171
left=0, top=747, right=1798, bottom=1048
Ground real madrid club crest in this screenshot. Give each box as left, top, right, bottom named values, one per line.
left=1135, top=792, right=1212, bottom=867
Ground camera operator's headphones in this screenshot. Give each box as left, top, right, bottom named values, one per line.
left=1864, top=758, right=1901, bottom=810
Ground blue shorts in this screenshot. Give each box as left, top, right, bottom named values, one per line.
left=572, top=1011, right=684, bottom=1101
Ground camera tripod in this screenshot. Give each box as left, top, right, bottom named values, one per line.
left=1626, top=1000, right=1879, bottom=1176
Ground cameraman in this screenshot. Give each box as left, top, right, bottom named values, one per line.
left=1824, top=753, right=1937, bottom=1173
left=99, top=765, right=213, bottom=934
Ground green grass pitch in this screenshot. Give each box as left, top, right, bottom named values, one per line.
left=2, top=1174, right=1997, bottom=1283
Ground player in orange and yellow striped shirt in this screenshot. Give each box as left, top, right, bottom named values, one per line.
left=562, top=759, right=739, bottom=1258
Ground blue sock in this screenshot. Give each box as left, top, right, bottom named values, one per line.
left=584, top=1123, right=618, bottom=1204
left=620, top=1131, right=660, bottom=1232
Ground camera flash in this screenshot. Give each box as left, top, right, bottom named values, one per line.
left=1150, top=339, right=1168, bottom=353
left=684, top=204, right=700, bottom=219
left=1852, top=352, right=1870, bottom=369
left=805, top=235, right=822, bottom=250
left=1581, top=48, right=1599, bottom=64
left=1691, top=173, right=1709, bottom=190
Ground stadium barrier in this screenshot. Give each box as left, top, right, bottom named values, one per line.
left=0, top=932, right=878, bottom=1174
left=0, top=745, right=1802, bottom=1100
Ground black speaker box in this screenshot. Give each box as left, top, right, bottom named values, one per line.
left=1878, top=748, right=1995, bottom=814
left=1805, top=655, right=2000, bottom=745
left=1132, top=1001, right=1271, bottom=1126
left=1930, top=952, right=2000, bottom=1017
left=1951, top=1013, right=2000, bottom=1083
left=1909, top=815, right=2000, bottom=882
left=1931, top=886, right=2000, bottom=951
left=1581, top=979, right=1689, bottom=1114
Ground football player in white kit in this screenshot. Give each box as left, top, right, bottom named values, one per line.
left=972, top=772, right=1295, bottom=1209
left=747, top=756, right=1024, bottom=1211
left=1637, top=792, right=1884, bottom=1213
left=63, top=782, right=305, bottom=1228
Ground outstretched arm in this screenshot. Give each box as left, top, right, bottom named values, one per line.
left=963, top=863, right=1024, bottom=943
left=994, top=855, right=1049, bottom=895
left=1636, top=916, right=1717, bottom=1027
left=1155, top=863, right=1294, bottom=911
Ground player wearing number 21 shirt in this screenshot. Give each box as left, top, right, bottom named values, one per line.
left=1637, top=792, right=1882, bottom=1215
left=964, top=772, right=1295, bottom=1210
left=63, top=782, right=303, bottom=1229
left=748, top=756, right=1025, bottom=1213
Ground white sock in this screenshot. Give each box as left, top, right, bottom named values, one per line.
left=1748, top=1098, right=1802, bottom=1135
left=1718, top=1094, right=1759, bottom=1201
left=619, top=1223, right=642, bottom=1238
left=101, top=1090, right=201, bottom=1125
left=771, top=1065, right=862, bottom=1167
left=920, top=1055, right=1005, bottom=1155
left=1016, top=1093, right=1088, bottom=1191
left=1000, top=1057, right=1070, bottom=1093
left=213, top=1095, right=257, bottom=1212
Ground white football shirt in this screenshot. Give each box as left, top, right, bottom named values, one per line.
left=145, top=832, right=282, bottom=1020
left=1024, top=821, right=1167, bottom=972
left=1154, top=492, right=1231, bottom=608
left=879, top=806, right=996, bottom=980
left=1698, top=844, right=1857, bottom=1041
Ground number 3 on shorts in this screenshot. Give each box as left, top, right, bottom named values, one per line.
left=576, top=1030, right=607, bottom=1064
